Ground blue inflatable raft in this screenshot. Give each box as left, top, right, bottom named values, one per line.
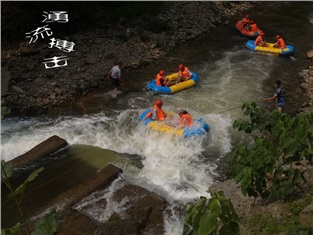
left=138, top=108, right=209, bottom=137
left=146, top=71, right=200, bottom=95
left=245, top=40, right=294, bottom=57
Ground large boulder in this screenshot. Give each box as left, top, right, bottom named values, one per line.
left=299, top=202, right=313, bottom=225
left=101, top=184, right=167, bottom=235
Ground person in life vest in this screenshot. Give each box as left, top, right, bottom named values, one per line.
left=263, top=80, right=285, bottom=112
left=179, top=110, right=192, bottom=127
left=144, top=99, right=167, bottom=121
left=254, top=32, right=267, bottom=46
left=273, top=35, right=286, bottom=49
left=241, top=14, right=250, bottom=30
left=156, top=70, right=169, bottom=86
left=248, top=20, right=259, bottom=32
left=176, top=64, right=192, bottom=83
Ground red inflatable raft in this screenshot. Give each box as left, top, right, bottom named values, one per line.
left=235, top=20, right=263, bottom=38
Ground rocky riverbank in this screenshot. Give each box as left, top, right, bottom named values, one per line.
left=1, top=1, right=257, bottom=117
left=298, top=50, right=313, bottom=113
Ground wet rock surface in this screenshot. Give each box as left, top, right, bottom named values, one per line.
left=56, top=180, right=167, bottom=235
left=1, top=2, right=256, bottom=117
left=298, top=63, right=313, bottom=113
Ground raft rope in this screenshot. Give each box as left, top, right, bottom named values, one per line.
left=215, top=89, right=301, bottom=115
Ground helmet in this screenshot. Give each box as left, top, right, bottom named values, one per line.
left=276, top=35, right=281, bottom=39
left=155, top=99, right=162, bottom=108
left=178, top=64, right=184, bottom=70
left=159, top=70, right=165, bottom=76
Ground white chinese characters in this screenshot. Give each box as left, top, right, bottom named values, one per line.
left=49, top=38, right=75, bottom=53
left=25, top=11, right=74, bottom=69
left=42, top=11, right=69, bottom=23
left=25, top=25, right=53, bottom=44
left=43, top=56, right=69, bottom=69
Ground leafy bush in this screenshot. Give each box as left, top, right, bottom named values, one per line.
left=229, top=101, right=313, bottom=201
left=183, top=191, right=239, bottom=235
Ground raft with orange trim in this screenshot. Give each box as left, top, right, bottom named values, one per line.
left=245, top=40, right=295, bottom=57
left=146, top=71, right=199, bottom=95
left=235, top=20, right=263, bottom=38
left=138, top=109, right=209, bottom=137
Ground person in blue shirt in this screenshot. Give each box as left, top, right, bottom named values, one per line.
left=263, top=80, right=285, bottom=112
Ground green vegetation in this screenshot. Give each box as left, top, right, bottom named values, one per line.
left=228, top=101, right=313, bottom=201
left=1, top=160, right=58, bottom=235
left=184, top=102, right=313, bottom=234
left=183, top=191, right=239, bottom=235
left=242, top=194, right=313, bottom=235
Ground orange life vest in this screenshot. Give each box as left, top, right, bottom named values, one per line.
left=156, top=74, right=165, bottom=86
left=180, top=113, right=192, bottom=126
left=254, top=35, right=264, bottom=46
left=242, top=17, right=249, bottom=25
left=277, top=38, right=286, bottom=49
left=145, top=105, right=166, bottom=121
left=179, top=67, right=191, bottom=79
left=249, top=23, right=258, bottom=32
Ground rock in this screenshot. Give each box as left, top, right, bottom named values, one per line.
left=34, top=78, right=44, bottom=85
left=12, top=85, right=26, bottom=94
left=100, top=183, right=166, bottom=235
left=19, top=46, right=41, bottom=55
left=55, top=87, right=63, bottom=95
left=307, top=50, right=313, bottom=59
left=47, top=69, right=57, bottom=78
left=301, top=83, right=309, bottom=90
left=299, top=202, right=313, bottom=225
left=209, top=179, right=257, bottom=217
left=57, top=212, right=98, bottom=235
left=35, top=164, right=122, bottom=217
left=18, top=73, right=31, bottom=79
left=1, top=65, right=11, bottom=96
left=9, top=135, right=68, bottom=169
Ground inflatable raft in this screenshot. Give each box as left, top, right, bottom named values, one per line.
left=245, top=40, right=295, bottom=57
left=146, top=71, right=199, bottom=95
left=235, top=20, right=263, bottom=38
left=138, top=109, right=209, bottom=137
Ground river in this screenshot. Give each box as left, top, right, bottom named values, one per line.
left=2, top=1, right=313, bottom=233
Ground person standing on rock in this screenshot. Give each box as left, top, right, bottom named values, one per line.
left=263, top=80, right=285, bottom=112
left=107, top=62, right=123, bottom=92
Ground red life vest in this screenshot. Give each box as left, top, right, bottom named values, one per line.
left=250, top=23, right=258, bottom=32
left=145, top=105, right=166, bottom=120
left=180, top=113, right=192, bottom=126
left=179, top=67, right=191, bottom=79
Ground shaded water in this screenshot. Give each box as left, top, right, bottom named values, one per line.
left=2, top=1, right=313, bottom=233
